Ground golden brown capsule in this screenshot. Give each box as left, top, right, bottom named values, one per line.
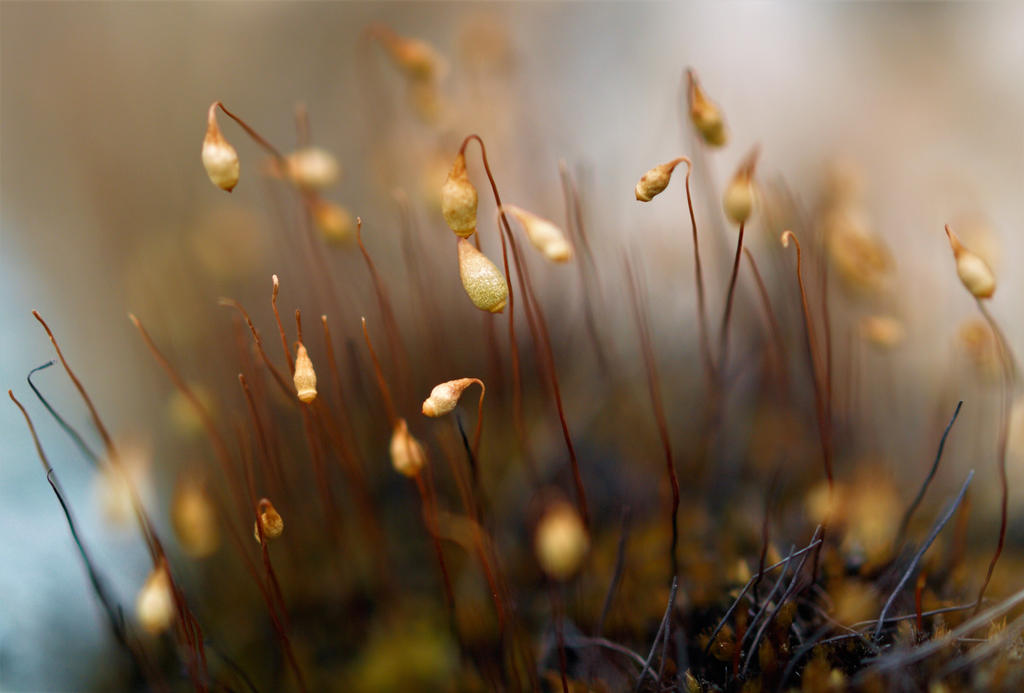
left=422, top=378, right=478, bottom=417
left=534, top=501, right=589, bottom=580
left=457, top=238, right=508, bottom=312
left=171, top=479, right=219, bottom=558
left=688, top=70, right=727, bottom=147
left=201, top=102, right=240, bottom=192
left=635, top=157, right=685, bottom=202
left=860, top=315, right=906, bottom=349
left=136, top=564, right=175, bottom=634
left=502, top=205, right=572, bottom=262
left=310, top=198, right=354, bottom=244
left=441, top=151, right=478, bottom=237
left=253, top=498, right=284, bottom=544
left=293, top=342, right=317, bottom=403
left=390, top=418, right=426, bottom=477
left=945, top=225, right=996, bottom=299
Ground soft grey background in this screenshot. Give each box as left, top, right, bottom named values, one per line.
left=3, top=2, right=1023, bottom=690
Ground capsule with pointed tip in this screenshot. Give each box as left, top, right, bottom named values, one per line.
left=945, top=225, right=996, bottom=299
left=253, top=499, right=284, bottom=544
left=635, top=158, right=685, bottom=202
left=441, top=151, right=478, bottom=237
left=503, top=205, right=573, bottom=262
left=202, top=103, right=240, bottom=192
left=688, top=71, right=727, bottom=147
left=136, top=564, right=175, bottom=634
left=422, top=378, right=477, bottom=417
left=723, top=148, right=758, bottom=225
left=390, top=418, right=426, bottom=477
left=293, top=342, right=318, bottom=403
left=457, top=238, right=508, bottom=312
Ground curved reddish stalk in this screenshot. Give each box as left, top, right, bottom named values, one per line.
left=459, top=135, right=528, bottom=458
left=270, top=275, right=295, bottom=374
left=743, top=247, right=788, bottom=392
left=676, top=156, right=714, bottom=381
left=218, top=298, right=295, bottom=399
left=355, top=218, right=411, bottom=400
left=972, top=300, right=1014, bottom=613
left=780, top=231, right=833, bottom=582
left=624, top=257, right=679, bottom=581
left=34, top=311, right=207, bottom=686
left=211, top=101, right=286, bottom=162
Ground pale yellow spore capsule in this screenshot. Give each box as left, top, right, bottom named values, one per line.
left=860, top=315, right=906, bottom=349
left=534, top=502, right=589, bottom=580
left=723, top=148, right=758, bottom=225
left=201, top=103, right=240, bottom=192
left=688, top=71, right=727, bottom=147
left=310, top=198, right=354, bottom=244
left=441, top=151, right=478, bottom=237
left=946, top=225, right=996, bottom=299
left=390, top=418, right=426, bottom=477
left=422, top=378, right=477, bottom=417
left=293, top=342, right=318, bottom=403
left=503, top=205, right=573, bottom=262
left=136, top=565, right=175, bottom=634
left=172, top=481, right=219, bottom=558
left=285, top=147, right=340, bottom=190
left=457, top=238, right=508, bottom=312
left=635, top=158, right=685, bottom=202
left=254, top=499, right=284, bottom=544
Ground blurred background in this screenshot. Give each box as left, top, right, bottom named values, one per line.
left=3, top=2, right=1024, bottom=690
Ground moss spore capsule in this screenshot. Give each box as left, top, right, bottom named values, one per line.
left=635, top=157, right=685, bottom=202
left=946, top=224, right=996, bottom=299
left=422, top=378, right=476, bottom=417
left=293, top=342, right=318, bottom=403
left=136, top=564, right=175, bottom=634
left=688, top=69, right=727, bottom=147
left=254, top=498, right=284, bottom=543
left=534, top=501, right=589, bottom=580
left=457, top=238, right=508, bottom=312
left=503, top=204, right=573, bottom=262
left=202, top=102, right=240, bottom=192
left=441, top=151, right=478, bottom=237
left=390, top=418, right=426, bottom=477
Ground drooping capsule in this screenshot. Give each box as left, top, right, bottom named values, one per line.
left=293, top=342, right=318, bottom=403
left=390, top=418, right=426, bottom=477
left=201, top=103, right=240, bottom=192
left=945, top=225, right=996, bottom=299
left=635, top=158, right=685, bottom=202
left=457, top=238, right=508, bottom=313
left=422, top=378, right=477, bottom=417
left=441, top=151, right=478, bottom=237
left=503, top=205, right=573, bottom=262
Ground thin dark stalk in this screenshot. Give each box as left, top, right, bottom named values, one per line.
left=634, top=576, right=678, bottom=692
left=213, top=102, right=285, bottom=162
left=360, top=316, right=398, bottom=427
left=894, top=401, right=963, bottom=547
left=219, top=298, right=295, bottom=399
left=675, top=156, right=714, bottom=381
left=596, top=507, right=631, bottom=637
left=9, top=390, right=152, bottom=688
left=874, top=470, right=974, bottom=640
left=743, top=248, right=788, bottom=392
left=26, top=361, right=100, bottom=466
left=718, top=221, right=746, bottom=374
